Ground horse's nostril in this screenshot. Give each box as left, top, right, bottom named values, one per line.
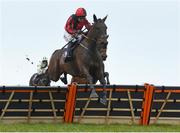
left=102, top=55, right=107, bottom=61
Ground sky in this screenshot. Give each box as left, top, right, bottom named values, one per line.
left=0, top=0, right=180, bottom=86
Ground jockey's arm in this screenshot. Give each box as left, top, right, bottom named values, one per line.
left=65, top=16, right=76, bottom=34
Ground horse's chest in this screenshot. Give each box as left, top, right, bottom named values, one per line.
left=88, top=55, right=100, bottom=65
left=90, top=60, right=99, bottom=68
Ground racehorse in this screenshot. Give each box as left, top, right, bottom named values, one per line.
left=48, top=14, right=108, bottom=104
left=29, top=14, right=108, bottom=105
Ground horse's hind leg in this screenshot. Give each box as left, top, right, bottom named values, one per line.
left=29, top=73, right=38, bottom=86
left=60, top=73, right=68, bottom=84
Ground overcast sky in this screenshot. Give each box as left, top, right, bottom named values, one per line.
left=0, top=0, right=180, bottom=86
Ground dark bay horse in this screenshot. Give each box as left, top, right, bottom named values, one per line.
left=47, top=15, right=108, bottom=104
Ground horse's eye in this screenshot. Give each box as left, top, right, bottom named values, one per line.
left=103, top=42, right=108, bottom=46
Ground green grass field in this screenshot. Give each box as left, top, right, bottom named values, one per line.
left=0, top=123, right=180, bottom=132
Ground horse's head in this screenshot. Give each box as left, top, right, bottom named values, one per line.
left=92, top=14, right=108, bottom=39
left=96, top=34, right=109, bottom=61
left=98, top=45, right=108, bottom=61
left=92, top=14, right=109, bottom=60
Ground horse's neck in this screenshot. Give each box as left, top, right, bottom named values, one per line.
left=83, top=29, right=98, bottom=50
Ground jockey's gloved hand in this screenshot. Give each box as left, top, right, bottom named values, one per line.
left=73, top=33, right=79, bottom=38
left=74, top=31, right=81, bottom=38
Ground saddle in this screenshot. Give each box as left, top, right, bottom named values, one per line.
left=63, top=41, right=78, bottom=59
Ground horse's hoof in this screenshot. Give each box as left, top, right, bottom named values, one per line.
left=64, top=80, right=68, bottom=84
left=90, top=90, right=98, bottom=98
left=60, top=77, right=68, bottom=84
left=100, top=98, right=107, bottom=105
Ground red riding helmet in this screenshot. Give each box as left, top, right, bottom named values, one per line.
left=75, top=8, right=87, bottom=17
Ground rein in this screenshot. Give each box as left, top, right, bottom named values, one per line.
left=79, top=43, right=89, bottom=50
left=80, top=33, right=96, bottom=43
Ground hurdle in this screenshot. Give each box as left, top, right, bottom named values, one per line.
left=0, top=83, right=180, bottom=125
left=149, top=85, right=180, bottom=125
left=65, top=83, right=153, bottom=125
left=0, top=86, right=67, bottom=123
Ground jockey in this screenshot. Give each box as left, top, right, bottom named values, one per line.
left=37, top=57, right=48, bottom=74
left=64, top=7, right=91, bottom=62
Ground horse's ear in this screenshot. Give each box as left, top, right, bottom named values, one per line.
left=93, top=14, right=98, bottom=22
left=102, top=15, right=108, bottom=22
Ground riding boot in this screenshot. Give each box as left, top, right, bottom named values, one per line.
left=65, top=41, right=74, bottom=62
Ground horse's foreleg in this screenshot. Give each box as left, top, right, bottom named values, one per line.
left=104, top=72, right=110, bottom=84
left=99, top=74, right=107, bottom=105
left=87, top=75, right=98, bottom=98
left=81, top=67, right=98, bottom=98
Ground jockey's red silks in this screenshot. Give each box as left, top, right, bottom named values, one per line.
left=65, top=14, right=91, bottom=34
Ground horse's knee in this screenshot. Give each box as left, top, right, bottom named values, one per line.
left=104, top=72, right=109, bottom=77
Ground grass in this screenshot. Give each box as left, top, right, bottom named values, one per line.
left=0, top=123, right=180, bottom=132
